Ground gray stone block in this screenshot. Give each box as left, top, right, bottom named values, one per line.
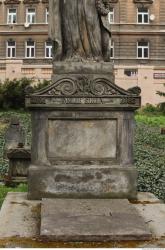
left=0, top=193, right=40, bottom=238
left=28, top=165, right=138, bottom=200
left=40, top=198, right=152, bottom=241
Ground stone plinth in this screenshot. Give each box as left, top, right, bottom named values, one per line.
left=40, top=199, right=151, bottom=241
left=26, top=62, right=141, bottom=200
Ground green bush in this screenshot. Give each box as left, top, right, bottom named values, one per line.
left=137, top=103, right=164, bottom=116
left=157, top=102, right=165, bottom=115
left=0, top=78, right=51, bottom=110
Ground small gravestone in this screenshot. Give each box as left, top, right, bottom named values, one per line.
left=25, top=0, right=152, bottom=241
left=4, top=117, right=30, bottom=185
left=4, top=117, right=25, bottom=159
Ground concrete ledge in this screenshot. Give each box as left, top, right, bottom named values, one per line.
left=0, top=193, right=40, bottom=238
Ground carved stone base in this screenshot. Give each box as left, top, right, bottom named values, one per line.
left=28, top=165, right=138, bottom=200
left=26, top=62, right=141, bottom=201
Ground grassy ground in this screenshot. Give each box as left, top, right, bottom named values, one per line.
left=0, top=184, right=27, bottom=208
left=0, top=110, right=164, bottom=208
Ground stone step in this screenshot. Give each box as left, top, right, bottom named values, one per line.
left=40, top=199, right=152, bottom=242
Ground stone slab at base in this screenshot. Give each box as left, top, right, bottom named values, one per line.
left=0, top=192, right=165, bottom=246
left=40, top=199, right=152, bottom=242
left=0, top=193, right=40, bottom=238
left=28, top=165, right=137, bottom=200
left=135, top=204, right=165, bottom=238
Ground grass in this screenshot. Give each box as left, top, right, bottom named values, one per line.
left=0, top=184, right=27, bottom=208
left=136, top=114, right=165, bottom=127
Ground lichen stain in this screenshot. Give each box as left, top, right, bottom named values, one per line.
left=0, top=237, right=164, bottom=248
left=10, top=201, right=29, bottom=206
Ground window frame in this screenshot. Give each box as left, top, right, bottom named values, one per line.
left=45, top=7, right=49, bottom=24
left=25, top=40, right=35, bottom=58
left=45, top=41, right=52, bottom=58
left=137, top=7, right=150, bottom=24
left=6, top=40, right=16, bottom=58
left=137, top=41, right=149, bottom=59
left=110, top=40, right=114, bottom=59
left=7, top=8, right=17, bottom=24
left=108, top=7, right=114, bottom=24
left=26, top=7, right=36, bottom=24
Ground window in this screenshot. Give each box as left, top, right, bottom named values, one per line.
left=137, top=8, right=149, bottom=24
left=7, top=8, right=17, bottom=24
left=25, top=40, right=35, bottom=58
left=124, top=69, right=138, bottom=77
left=26, top=8, right=36, bottom=24
left=137, top=41, right=149, bottom=59
left=110, top=40, right=114, bottom=59
left=45, top=7, right=49, bottom=24
left=108, top=8, right=114, bottom=24
left=45, top=40, right=52, bottom=58
left=6, top=40, right=16, bottom=58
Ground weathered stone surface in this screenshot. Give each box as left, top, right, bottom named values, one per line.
left=26, top=50, right=141, bottom=200
left=4, top=117, right=26, bottom=159
left=136, top=192, right=163, bottom=204
left=48, top=119, right=117, bottom=158
left=7, top=148, right=31, bottom=177
left=40, top=199, right=152, bottom=241
left=49, top=0, right=111, bottom=62
left=28, top=165, right=137, bottom=200
left=2, top=192, right=165, bottom=247
left=0, top=193, right=40, bottom=238
left=134, top=204, right=165, bottom=238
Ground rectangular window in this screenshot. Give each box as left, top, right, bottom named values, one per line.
left=45, top=7, right=49, bottom=24
left=137, top=41, right=149, bottom=59
left=137, top=8, right=149, bottom=24
left=45, top=41, right=52, bottom=58
left=108, top=8, right=114, bottom=24
left=26, top=8, right=36, bottom=24
left=7, top=40, right=16, bottom=58
left=124, top=69, right=138, bottom=77
left=25, top=40, right=35, bottom=58
left=7, top=8, right=17, bottom=24
left=110, top=40, right=114, bottom=59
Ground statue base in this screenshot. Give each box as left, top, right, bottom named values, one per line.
left=26, top=62, right=141, bottom=200
left=28, top=164, right=138, bottom=200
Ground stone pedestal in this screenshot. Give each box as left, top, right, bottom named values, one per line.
left=26, top=62, right=141, bottom=200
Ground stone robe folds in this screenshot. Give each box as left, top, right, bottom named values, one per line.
left=49, top=0, right=111, bottom=62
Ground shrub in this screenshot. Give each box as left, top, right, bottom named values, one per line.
left=0, top=78, right=51, bottom=110
left=156, top=84, right=165, bottom=114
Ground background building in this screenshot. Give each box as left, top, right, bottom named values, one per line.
left=0, top=0, right=165, bottom=105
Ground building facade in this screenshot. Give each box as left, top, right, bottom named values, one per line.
left=0, top=0, right=165, bottom=105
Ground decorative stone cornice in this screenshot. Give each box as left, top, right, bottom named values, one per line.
left=41, top=0, right=48, bottom=3
left=133, top=0, right=153, bottom=3
left=4, top=0, right=20, bottom=4
left=23, top=0, right=39, bottom=4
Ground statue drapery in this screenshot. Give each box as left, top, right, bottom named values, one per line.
left=49, top=0, right=111, bottom=62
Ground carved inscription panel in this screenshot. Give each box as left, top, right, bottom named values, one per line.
left=48, top=119, right=117, bottom=159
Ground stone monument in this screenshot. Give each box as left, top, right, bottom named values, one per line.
left=26, top=0, right=141, bottom=200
